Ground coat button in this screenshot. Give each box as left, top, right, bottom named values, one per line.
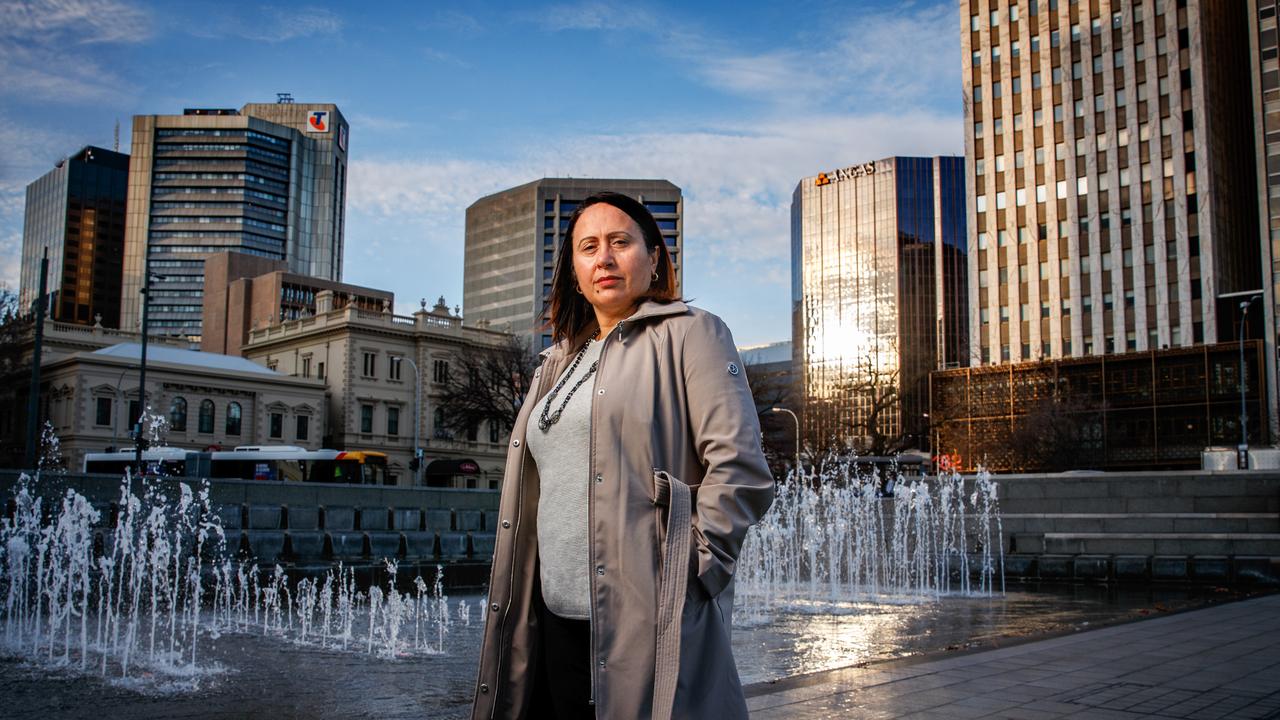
left=491, top=603, right=500, bottom=612
left=501, top=520, right=511, bottom=528
left=598, top=659, right=606, bottom=669
left=595, top=473, right=603, bottom=484
left=597, top=388, right=605, bottom=395
left=512, top=439, right=520, bottom=447
left=596, top=565, right=604, bottom=576
left=479, top=684, right=489, bottom=694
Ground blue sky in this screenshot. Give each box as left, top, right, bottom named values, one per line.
left=0, top=0, right=963, bottom=346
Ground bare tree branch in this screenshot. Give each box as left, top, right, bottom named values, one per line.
left=435, top=336, right=539, bottom=436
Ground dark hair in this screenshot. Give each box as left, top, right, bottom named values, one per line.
left=545, top=191, right=679, bottom=343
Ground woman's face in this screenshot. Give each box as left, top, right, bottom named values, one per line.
left=572, top=203, right=658, bottom=324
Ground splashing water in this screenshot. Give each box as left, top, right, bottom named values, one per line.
left=0, top=473, right=461, bottom=689
left=38, top=421, right=65, bottom=474
left=735, top=460, right=1004, bottom=623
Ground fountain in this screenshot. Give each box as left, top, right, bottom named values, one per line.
left=0, top=470, right=466, bottom=691
left=736, top=459, right=1004, bottom=622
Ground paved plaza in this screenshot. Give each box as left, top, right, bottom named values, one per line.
left=745, top=593, right=1280, bottom=719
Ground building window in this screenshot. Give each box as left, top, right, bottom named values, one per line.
left=95, top=397, right=113, bottom=426
left=434, top=407, right=447, bottom=437
left=302, top=357, right=311, bottom=378
left=169, top=397, right=187, bottom=431
left=489, top=421, right=501, bottom=444
left=270, top=412, right=283, bottom=439
left=226, top=402, right=242, bottom=436
left=199, top=400, right=215, bottom=433
left=389, top=355, right=402, bottom=381
left=363, top=352, right=377, bottom=377
left=317, top=362, right=326, bottom=380
left=432, top=359, right=450, bottom=383
left=361, top=404, right=374, bottom=434
left=129, top=401, right=140, bottom=429
left=388, top=406, right=400, bottom=436
left=296, top=415, right=310, bottom=441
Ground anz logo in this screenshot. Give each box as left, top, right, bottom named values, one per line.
left=307, top=111, right=330, bottom=133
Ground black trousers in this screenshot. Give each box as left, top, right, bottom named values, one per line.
left=535, top=598, right=595, bottom=720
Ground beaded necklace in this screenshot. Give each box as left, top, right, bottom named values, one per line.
left=537, top=330, right=600, bottom=432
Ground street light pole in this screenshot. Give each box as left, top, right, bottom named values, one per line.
left=134, top=266, right=153, bottom=477
left=768, top=406, right=801, bottom=478
left=1239, top=295, right=1261, bottom=469
left=405, top=357, right=422, bottom=485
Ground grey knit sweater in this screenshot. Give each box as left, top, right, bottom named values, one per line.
left=526, top=337, right=604, bottom=620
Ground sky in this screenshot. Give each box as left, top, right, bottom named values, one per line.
left=0, top=0, right=964, bottom=346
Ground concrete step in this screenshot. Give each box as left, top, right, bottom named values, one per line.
left=1000, top=553, right=1280, bottom=585
left=1002, top=513, right=1280, bottom=536
left=1040, top=532, right=1280, bottom=556
left=997, top=473, right=1280, bottom=515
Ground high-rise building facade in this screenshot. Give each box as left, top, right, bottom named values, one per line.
left=962, top=0, right=1259, bottom=367
left=792, top=157, right=967, bottom=453
left=1249, top=0, right=1280, bottom=438
left=121, top=102, right=349, bottom=341
left=464, top=178, right=682, bottom=349
left=19, top=146, right=129, bottom=327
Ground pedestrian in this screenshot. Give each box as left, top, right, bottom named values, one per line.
left=471, top=191, right=776, bottom=719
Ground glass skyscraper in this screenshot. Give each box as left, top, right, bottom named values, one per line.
left=120, top=102, right=349, bottom=341
left=19, top=146, right=130, bottom=327
left=792, top=156, right=967, bottom=453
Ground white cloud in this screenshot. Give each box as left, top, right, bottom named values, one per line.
left=190, top=5, right=343, bottom=43
left=0, top=0, right=151, bottom=44
left=347, top=113, right=412, bottom=133
left=0, top=0, right=149, bottom=104
left=536, top=1, right=655, bottom=32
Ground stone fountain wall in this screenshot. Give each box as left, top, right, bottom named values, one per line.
left=993, top=470, right=1280, bottom=586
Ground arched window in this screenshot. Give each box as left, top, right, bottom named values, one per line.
left=198, top=400, right=215, bottom=434
left=226, top=402, right=242, bottom=436
left=169, top=397, right=188, bottom=431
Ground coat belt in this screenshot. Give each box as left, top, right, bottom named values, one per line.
left=651, top=470, right=691, bottom=720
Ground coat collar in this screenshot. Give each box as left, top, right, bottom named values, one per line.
left=539, top=300, right=689, bottom=360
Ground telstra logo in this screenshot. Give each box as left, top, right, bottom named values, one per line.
left=307, top=111, right=330, bottom=133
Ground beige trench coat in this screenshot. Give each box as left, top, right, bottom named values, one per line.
left=470, top=301, right=775, bottom=720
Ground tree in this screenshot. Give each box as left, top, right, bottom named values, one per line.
left=831, top=352, right=902, bottom=456
left=435, top=336, right=539, bottom=439
left=1007, top=394, right=1098, bottom=472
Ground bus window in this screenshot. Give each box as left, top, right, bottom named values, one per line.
left=276, top=460, right=305, bottom=483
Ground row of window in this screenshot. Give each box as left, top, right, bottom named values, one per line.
left=156, top=129, right=291, bottom=150
left=980, top=323, right=1205, bottom=364
left=542, top=199, right=678, bottom=215
left=93, top=396, right=274, bottom=437
left=972, top=3, right=1143, bottom=35
left=358, top=404, right=501, bottom=443
left=359, top=352, right=449, bottom=383
left=152, top=186, right=288, bottom=204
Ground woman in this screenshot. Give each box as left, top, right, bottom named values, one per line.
left=471, top=191, right=775, bottom=720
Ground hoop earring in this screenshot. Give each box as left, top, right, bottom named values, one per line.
left=574, top=283, right=583, bottom=294
left=651, top=270, right=659, bottom=283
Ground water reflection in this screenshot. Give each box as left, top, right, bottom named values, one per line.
left=733, top=583, right=1222, bottom=685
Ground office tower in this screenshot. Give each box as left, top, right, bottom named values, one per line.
left=464, top=178, right=682, bottom=349
left=962, top=0, right=1259, bottom=366
left=1250, top=0, right=1280, bottom=438
left=792, top=157, right=967, bottom=452
left=121, top=101, right=349, bottom=341
left=19, top=146, right=129, bottom=327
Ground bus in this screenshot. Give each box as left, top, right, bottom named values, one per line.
left=83, top=446, right=391, bottom=485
